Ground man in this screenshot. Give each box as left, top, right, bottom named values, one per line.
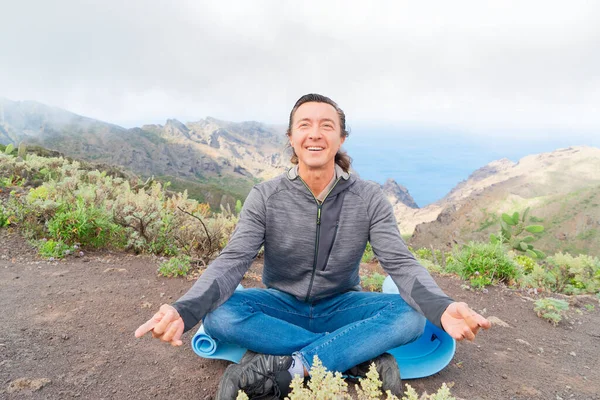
left=135, top=94, right=490, bottom=399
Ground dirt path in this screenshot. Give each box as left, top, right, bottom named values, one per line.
left=1, top=230, right=598, bottom=399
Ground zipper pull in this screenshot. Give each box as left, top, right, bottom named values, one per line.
left=317, top=207, right=321, bottom=225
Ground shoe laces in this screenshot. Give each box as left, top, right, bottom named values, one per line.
left=243, top=369, right=281, bottom=400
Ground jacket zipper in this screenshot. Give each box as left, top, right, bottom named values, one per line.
left=299, top=177, right=341, bottom=302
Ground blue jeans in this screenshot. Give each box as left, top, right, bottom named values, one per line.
left=203, top=288, right=426, bottom=373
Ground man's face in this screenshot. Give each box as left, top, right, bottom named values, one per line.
left=289, top=102, right=345, bottom=173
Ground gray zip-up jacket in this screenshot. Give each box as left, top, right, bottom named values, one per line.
left=173, top=169, right=454, bottom=332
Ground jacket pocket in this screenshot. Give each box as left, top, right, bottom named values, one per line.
left=322, top=220, right=339, bottom=271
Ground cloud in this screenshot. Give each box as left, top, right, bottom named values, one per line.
left=1, top=0, right=599, bottom=133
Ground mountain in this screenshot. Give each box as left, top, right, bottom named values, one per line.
left=406, top=146, right=600, bottom=257
left=0, top=98, right=287, bottom=208
left=382, top=178, right=419, bottom=209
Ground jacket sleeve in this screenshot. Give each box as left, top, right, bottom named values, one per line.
left=367, top=188, right=454, bottom=330
left=172, top=187, right=266, bottom=332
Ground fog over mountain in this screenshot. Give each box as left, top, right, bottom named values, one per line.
left=1, top=1, right=599, bottom=134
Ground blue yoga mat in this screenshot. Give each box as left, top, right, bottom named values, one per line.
left=192, top=279, right=455, bottom=378
left=191, top=284, right=246, bottom=363
left=382, top=276, right=456, bottom=379
left=191, top=324, right=246, bottom=363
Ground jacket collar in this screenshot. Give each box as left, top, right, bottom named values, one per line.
left=285, top=164, right=354, bottom=200
left=286, top=164, right=351, bottom=181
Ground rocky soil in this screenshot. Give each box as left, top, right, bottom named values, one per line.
left=1, top=230, right=599, bottom=399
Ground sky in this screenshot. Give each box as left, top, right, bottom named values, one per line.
left=1, top=0, right=600, bottom=137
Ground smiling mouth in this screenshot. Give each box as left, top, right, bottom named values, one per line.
left=306, top=147, right=324, bottom=151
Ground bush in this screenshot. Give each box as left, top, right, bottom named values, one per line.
left=361, top=272, right=385, bottom=292
left=37, top=239, right=74, bottom=259
left=447, top=242, right=519, bottom=288
left=545, top=253, right=600, bottom=295
left=47, top=198, right=123, bottom=248
left=414, top=247, right=443, bottom=264
left=534, top=298, right=569, bottom=325
left=235, top=356, right=457, bottom=400
left=158, top=255, right=192, bottom=277
left=514, top=255, right=538, bottom=273
left=0, top=204, right=10, bottom=227
left=362, top=242, right=375, bottom=263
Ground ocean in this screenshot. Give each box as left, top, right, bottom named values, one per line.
left=343, top=125, right=599, bottom=207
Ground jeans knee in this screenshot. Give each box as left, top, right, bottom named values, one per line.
left=405, top=312, right=426, bottom=342
left=387, top=302, right=426, bottom=344
left=203, top=300, right=248, bottom=341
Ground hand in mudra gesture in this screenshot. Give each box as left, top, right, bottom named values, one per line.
left=441, top=302, right=491, bottom=341
left=135, top=304, right=185, bottom=346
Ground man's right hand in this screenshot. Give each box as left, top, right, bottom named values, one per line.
left=134, top=304, right=185, bottom=346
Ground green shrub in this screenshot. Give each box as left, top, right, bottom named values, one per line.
left=37, top=239, right=74, bottom=259
left=514, top=255, right=538, bottom=273
left=362, top=242, right=375, bottom=263
left=447, top=241, right=519, bottom=288
left=414, top=247, right=443, bottom=264
left=361, top=272, right=385, bottom=292
left=47, top=198, right=123, bottom=248
left=534, top=297, right=569, bottom=325
left=545, top=253, right=600, bottom=294
left=584, top=304, right=595, bottom=312
left=418, top=258, right=445, bottom=274
left=157, top=255, right=192, bottom=277
left=0, top=204, right=10, bottom=227
left=517, top=263, right=556, bottom=291
left=0, top=152, right=237, bottom=262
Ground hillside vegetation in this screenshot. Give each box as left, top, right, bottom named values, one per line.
left=0, top=145, right=238, bottom=276
left=2, top=145, right=598, bottom=312
left=407, top=146, right=600, bottom=258
left=0, top=98, right=287, bottom=210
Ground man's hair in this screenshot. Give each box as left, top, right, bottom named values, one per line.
left=286, top=93, right=352, bottom=172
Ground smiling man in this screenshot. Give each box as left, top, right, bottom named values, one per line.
left=135, top=94, right=490, bottom=399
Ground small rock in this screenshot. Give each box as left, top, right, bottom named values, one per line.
left=6, top=378, right=51, bottom=393
left=516, top=339, right=531, bottom=347
left=502, top=375, right=508, bottom=379
left=141, top=302, right=153, bottom=308
left=487, top=316, right=510, bottom=328
left=569, top=351, right=576, bottom=357
left=103, top=268, right=127, bottom=273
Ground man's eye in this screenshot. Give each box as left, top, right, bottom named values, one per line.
left=323, top=124, right=333, bottom=129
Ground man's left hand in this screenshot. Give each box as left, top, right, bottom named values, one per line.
left=441, top=302, right=491, bottom=341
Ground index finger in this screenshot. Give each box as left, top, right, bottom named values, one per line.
left=134, top=313, right=161, bottom=338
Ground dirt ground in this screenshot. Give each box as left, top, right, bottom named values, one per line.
left=1, top=229, right=599, bottom=400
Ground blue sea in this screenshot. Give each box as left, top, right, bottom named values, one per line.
left=343, top=124, right=600, bottom=207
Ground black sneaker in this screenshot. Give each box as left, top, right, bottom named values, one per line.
left=343, top=353, right=402, bottom=396
left=239, top=350, right=260, bottom=365
left=216, top=354, right=294, bottom=400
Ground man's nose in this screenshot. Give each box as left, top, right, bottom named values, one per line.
left=307, top=126, right=323, bottom=139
